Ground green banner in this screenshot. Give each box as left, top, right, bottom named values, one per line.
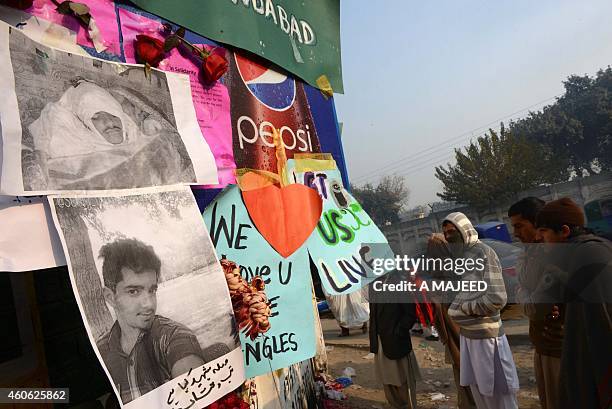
left=130, top=0, right=343, bottom=93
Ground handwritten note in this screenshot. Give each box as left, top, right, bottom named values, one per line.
left=287, top=159, right=396, bottom=295
left=203, top=185, right=316, bottom=378
left=166, top=358, right=234, bottom=409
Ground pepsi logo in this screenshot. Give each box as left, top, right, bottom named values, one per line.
left=235, top=53, right=296, bottom=111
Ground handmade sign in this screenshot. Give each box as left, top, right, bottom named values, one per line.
left=203, top=184, right=320, bottom=378
left=245, top=271, right=326, bottom=409
left=48, top=185, right=244, bottom=408
left=128, top=0, right=343, bottom=93
left=0, top=21, right=218, bottom=194
left=287, top=159, right=396, bottom=295
left=241, top=183, right=322, bottom=258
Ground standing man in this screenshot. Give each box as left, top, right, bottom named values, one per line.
left=508, top=197, right=563, bottom=409
left=369, top=271, right=421, bottom=409
left=535, top=198, right=612, bottom=409
left=443, top=212, right=519, bottom=409
left=97, top=238, right=205, bottom=404
left=426, top=233, right=476, bottom=409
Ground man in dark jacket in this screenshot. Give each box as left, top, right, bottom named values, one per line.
left=535, top=197, right=612, bottom=409
left=509, top=197, right=564, bottom=409
left=369, top=271, right=420, bottom=409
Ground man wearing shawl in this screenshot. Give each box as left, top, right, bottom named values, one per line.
left=443, top=212, right=519, bottom=409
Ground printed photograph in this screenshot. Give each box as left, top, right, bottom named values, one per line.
left=7, top=26, right=197, bottom=191
left=49, top=186, right=240, bottom=405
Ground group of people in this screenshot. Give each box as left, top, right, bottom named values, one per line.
left=366, top=197, right=611, bottom=409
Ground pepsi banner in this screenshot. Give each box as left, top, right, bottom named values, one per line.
left=112, top=3, right=348, bottom=187
left=225, top=52, right=322, bottom=175
left=129, top=0, right=343, bottom=93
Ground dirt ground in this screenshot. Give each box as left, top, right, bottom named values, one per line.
left=322, top=305, right=541, bottom=408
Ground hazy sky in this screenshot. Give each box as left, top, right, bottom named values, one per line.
left=334, top=0, right=612, bottom=207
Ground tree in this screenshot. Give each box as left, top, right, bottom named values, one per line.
left=351, top=175, right=409, bottom=226
left=434, top=125, right=568, bottom=208
left=510, top=67, right=612, bottom=175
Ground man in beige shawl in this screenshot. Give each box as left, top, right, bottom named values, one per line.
left=427, top=233, right=477, bottom=409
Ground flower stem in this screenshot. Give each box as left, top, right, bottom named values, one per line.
left=176, top=35, right=209, bottom=60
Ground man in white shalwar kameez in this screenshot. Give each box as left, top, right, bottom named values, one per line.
left=443, top=212, right=520, bottom=409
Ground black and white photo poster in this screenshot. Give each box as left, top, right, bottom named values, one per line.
left=0, top=21, right=218, bottom=194
left=48, top=185, right=244, bottom=408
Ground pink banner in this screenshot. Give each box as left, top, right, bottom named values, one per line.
left=26, top=0, right=121, bottom=54
left=118, top=8, right=236, bottom=187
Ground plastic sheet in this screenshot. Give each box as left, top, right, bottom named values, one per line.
left=323, top=286, right=370, bottom=328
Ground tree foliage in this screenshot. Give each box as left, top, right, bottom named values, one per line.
left=435, top=126, right=568, bottom=208
left=435, top=67, right=612, bottom=208
left=509, top=67, right=612, bottom=175
left=352, top=175, right=409, bottom=226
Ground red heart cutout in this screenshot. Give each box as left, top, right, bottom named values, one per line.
left=242, top=184, right=322, bottom=258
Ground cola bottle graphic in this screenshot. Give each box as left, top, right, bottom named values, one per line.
left=223, top=51, right=321, bottom=174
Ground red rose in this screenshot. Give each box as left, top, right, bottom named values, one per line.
left=203, top=53, right=228, bottom=82
left=1, top=0, right=33, bottom=9
left=134, top=34, right=165, bottom=67
left=225, top=394, right=241, bottom=405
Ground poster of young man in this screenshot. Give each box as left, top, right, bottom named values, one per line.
left=48, top=185, right=244, bottom=408
left=0, top=21, right=218, bottom=195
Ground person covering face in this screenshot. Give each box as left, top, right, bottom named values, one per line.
left=442, top=212, right=520, bottom=409
left=28, top=80, right=148, bottom=188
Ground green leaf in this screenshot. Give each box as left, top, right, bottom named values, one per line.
left=77, top=14, right=91, bottom=27
left=176, top=27, right=186, bottom=39
left=163, top=35, right=180, bottom=53
left=55, top=1, right=90, bottom=27
left=56, top=1, right=73, bottom=15
left=69, top=2, right=90, bottom=15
